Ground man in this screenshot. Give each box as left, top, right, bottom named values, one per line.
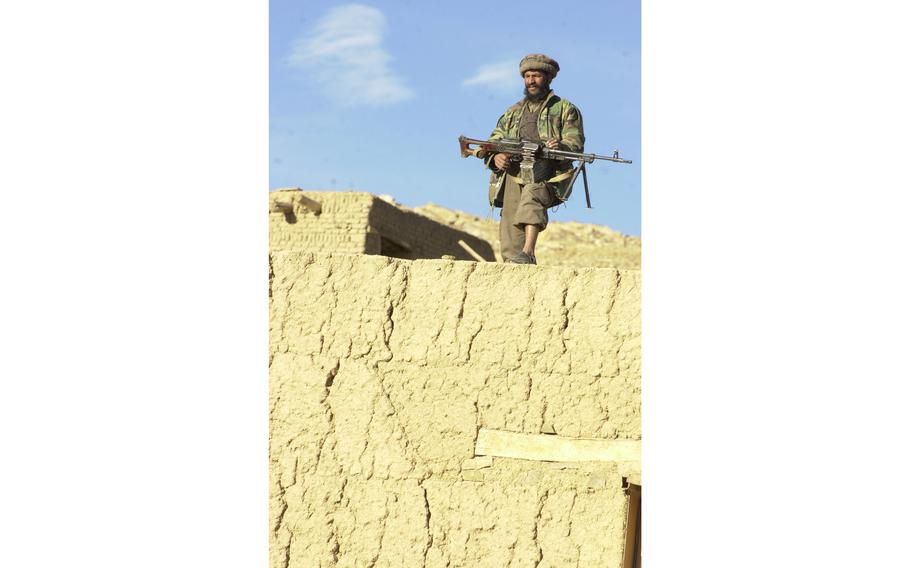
left=483, top=53, right=585, bottom=265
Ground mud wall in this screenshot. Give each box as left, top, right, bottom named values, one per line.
left=269, top=252, right=641, bottom=567
left=269, top=190, right=495, bottom=261
left=269, top=191, right=375, bottom=254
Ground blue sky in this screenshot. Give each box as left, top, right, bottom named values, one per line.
left=270, top=0, right=641, bottom=235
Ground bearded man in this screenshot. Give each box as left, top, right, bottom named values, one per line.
left=483, top=53, right=585, bottom=265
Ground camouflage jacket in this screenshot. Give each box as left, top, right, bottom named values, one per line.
left=484, top=90, right=585, bottom=207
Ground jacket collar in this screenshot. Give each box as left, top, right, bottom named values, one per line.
left=515, top=89, right=558, bottom=112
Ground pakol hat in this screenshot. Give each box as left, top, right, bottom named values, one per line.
left=519, top=54, right=559, bottom=78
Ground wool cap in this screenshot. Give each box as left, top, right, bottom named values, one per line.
left=519, top=54, right=559, bottom=78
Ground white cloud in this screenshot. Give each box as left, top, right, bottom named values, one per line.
left=462, top=59, right=520, bottom=95
left=285, top=4, right=414, bottom=107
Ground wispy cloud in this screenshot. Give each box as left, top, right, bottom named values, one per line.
left=462, top=59, right=520, bottom=95
left=285, top=4, right=414, bottom=107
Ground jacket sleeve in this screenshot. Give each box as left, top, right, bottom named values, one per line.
left=484, top=112, right=509, bottom=171
left=560, top=105, right=585, bottom=153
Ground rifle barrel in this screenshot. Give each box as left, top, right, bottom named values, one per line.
left=547, top=149, right=633, bottom=164
left=592, top=151, right=633, bottom=164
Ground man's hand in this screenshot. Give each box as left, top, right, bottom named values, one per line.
left=546, top=138, right=560, bottom=150
left=493, top=153, right=511, bottom=170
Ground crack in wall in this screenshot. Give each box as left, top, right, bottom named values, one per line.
left=380, top=262, right=410, bottom=365
left=465, top=322, right=483, bottom=363
left=355, top=390, right=380, bottom=476
left=559, top=281, right=571, bottom=357
left=324, top=360, right=340, bottom=388
left=370, top=504, right=390, bottom=568
left=531, top=489, right=550, bottom=568
left=281, top=534, right=291, bottom=568
left=374, top=372, right=427, bottom=474
left=604, top=269, right=621, bottom=325
left=455, top=262, right=478, bottom=325
left=567, top=492, right=578, bottom=538
left=371, top=263, right=430, bottom=475
left=327, top=477, right=348, bottom=564
left=607, top=270, right=625, bottom=379
left=273, top=499, right=288, bottom=535
left=421, top=484, right=434, bottom=564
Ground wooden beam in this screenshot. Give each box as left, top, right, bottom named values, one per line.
left=458, top=239, right=488, bottom=262
left=474, top=428, right=640, bottom=463
left=622, top=484, right=641, bottom=568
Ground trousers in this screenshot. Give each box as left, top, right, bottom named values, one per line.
left=499, top=175, right=557, bottom=261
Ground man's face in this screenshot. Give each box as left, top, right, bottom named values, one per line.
left=523, top=70, right=550, bottom=100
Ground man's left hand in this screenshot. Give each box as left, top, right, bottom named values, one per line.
left=546, top=138, right=560, bottom=150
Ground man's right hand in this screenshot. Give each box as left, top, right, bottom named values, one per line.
left=493, top=153, right=511, bottom=170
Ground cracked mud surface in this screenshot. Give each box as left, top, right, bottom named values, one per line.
left=270, top=253, right=641, bottom=567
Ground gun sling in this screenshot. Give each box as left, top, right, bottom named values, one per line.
left=506, top=163, right=592, bottom=208
left=505, top=168, right=575, bottom=185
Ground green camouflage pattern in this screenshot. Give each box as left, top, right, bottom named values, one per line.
left=484, top=90, right=585, bottom=207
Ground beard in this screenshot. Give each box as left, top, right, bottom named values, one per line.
left=523, top=82, right=551, bottom=102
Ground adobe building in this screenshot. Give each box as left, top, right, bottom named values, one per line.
left=269, top=188, right=496, bottom=262
left=270, top=252, right=642, bottom=567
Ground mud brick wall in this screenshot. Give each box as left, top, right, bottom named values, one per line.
left=269, top=190, right=495, bottom=261
left=269, top=252, right=641, bottom=567
left=269, top=190, right=375, bottom=255
left=365, top=198, right=495, bottom=261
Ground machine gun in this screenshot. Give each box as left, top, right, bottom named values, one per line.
left=458, top=135, right=632, bottom=208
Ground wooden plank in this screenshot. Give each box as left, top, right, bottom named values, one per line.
left=457, top=239, right=488, bottom=262
left=474, top=428, right=640, bottom=463
left=622, top=484, right=641, bottom=568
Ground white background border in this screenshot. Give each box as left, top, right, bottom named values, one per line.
left=1, top=1, right=267, bottom=565
left=645, top=1, right=910, bottom=565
